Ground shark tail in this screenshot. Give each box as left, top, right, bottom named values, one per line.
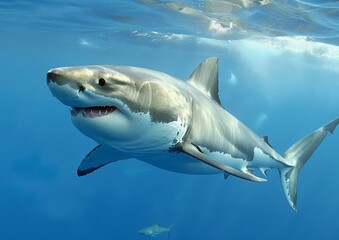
left=167, top=221, right=175, bottom=239
left=279, top=118, right=339, bottom=211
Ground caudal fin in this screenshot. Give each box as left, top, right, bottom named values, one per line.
left=279, top=118, right=339, bottom=210
left=167, top=221, right=175, bottom=239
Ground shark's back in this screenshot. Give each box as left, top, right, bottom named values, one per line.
left=184, top=58, right=283, bottom=164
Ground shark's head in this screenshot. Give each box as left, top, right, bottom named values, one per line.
left=47, top=65, right=191, bottom=152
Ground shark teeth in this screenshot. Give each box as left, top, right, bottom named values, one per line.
left=71, top=106, right=117, bottom=118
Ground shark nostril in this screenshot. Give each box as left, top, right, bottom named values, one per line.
left=79, top=85, right=85, bottom=92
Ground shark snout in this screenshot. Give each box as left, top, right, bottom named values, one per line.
left=47, top=70, right=59, bottom=84
left=47, top=68, right=85, bottom=106
left=47, top=68, right=86, bottom=93
left=47, top=68, right=65, bottom=85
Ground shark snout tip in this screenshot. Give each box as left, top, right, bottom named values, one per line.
left=46, top=69, right=60, bottom=83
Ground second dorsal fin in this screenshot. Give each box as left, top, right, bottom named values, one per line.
left=263, top=136, right=273, bottom=148
left=188, top=57, right=221, bottom=105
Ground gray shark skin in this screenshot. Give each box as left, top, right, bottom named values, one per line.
left=47, top=57, right=339, bottom=210
left=138, top=223, right=174, bottom=237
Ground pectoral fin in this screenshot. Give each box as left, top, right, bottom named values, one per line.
left=77, top=145, right=132, bottom=176
left=181, top=141, right=266, bottom=182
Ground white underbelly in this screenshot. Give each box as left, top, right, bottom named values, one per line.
left=139, top=151, right=221, bottom=175
left=139, top=146, right=284, bottom=175
left=72, top=111, right=188, bottom=153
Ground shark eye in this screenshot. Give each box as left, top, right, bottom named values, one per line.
left=98, top=78, right=106, bottom=86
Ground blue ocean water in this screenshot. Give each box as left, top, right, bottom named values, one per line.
left=1, top=0, right=339, bottom=239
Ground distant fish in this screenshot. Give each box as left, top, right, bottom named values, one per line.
left=138, top=223, right=175, bottom=237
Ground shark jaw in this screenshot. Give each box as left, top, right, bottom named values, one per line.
left=71, top=106, right=117, bottom=118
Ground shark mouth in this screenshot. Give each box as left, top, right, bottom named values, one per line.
left=71, top=106, right=117, bottom=118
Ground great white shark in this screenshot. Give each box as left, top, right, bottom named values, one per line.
left=47, top=57, right=338, bottom=210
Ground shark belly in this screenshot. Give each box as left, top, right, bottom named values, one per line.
left=72, top=109, right=188, bottom=153
left=140, top=145, right=284, bottom=175
left=140, top=151, right=221, bottom=174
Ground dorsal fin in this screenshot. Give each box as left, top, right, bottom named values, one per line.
left=188, top=57, right=221, bottom=105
